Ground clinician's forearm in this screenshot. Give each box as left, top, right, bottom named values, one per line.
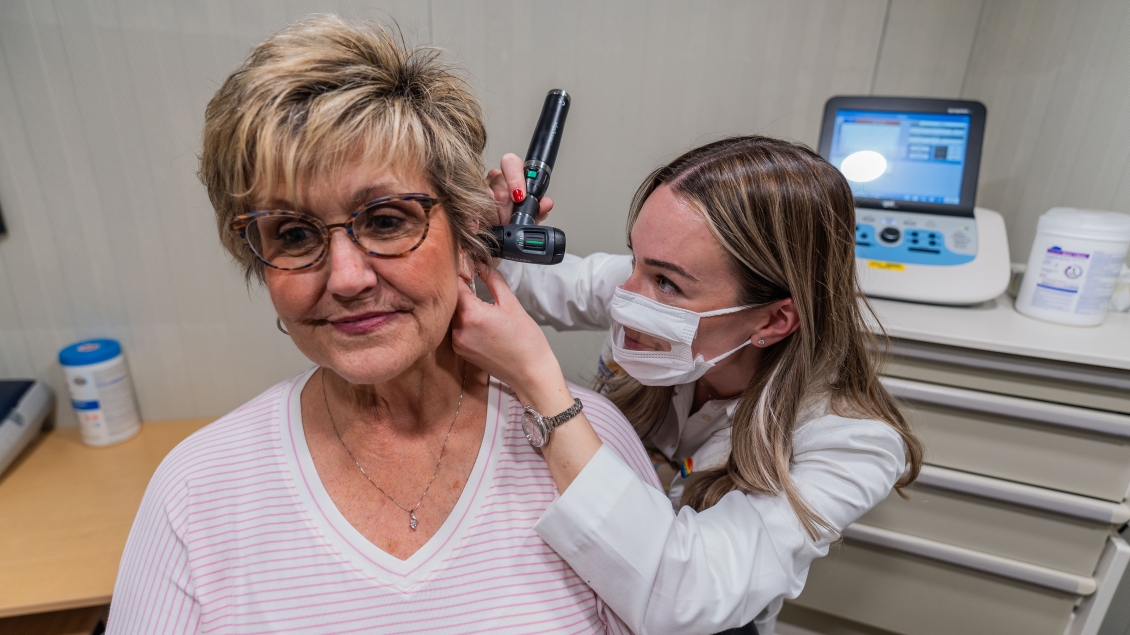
left=535, top=417, right=909, bottom=635
left=543, top=413, right=604, bottom=491
left=511, top=364, right=603, bottom=492
left=536, top=450, right=801, bottom=634
left=497, top=253, right=632, bottom=332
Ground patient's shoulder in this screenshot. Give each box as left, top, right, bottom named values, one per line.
left=146, top=375, right=296, bottom=502
left=566, top=381, right=660, bottom=488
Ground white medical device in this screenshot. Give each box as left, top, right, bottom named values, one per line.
left=0, top=380, right=53, bottom=477
left=818, top=96, right=1010, bottom=305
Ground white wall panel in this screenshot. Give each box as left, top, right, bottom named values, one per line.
left=872, top=0, right=983, bottom=98
left=8, top=0, right=1109, bottom=426
left=0, top=0, right=897, bottom=421
left=432, top=0, right=888, bottom=381
left=962, top=0, right=1130, bottom=258
left=0, top=0, right=428, bottom=426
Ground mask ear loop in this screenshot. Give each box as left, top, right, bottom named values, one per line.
left=696, top=303, right=758, bottom=318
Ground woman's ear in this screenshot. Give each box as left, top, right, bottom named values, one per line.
left=751, top=298, right=800, bottom=347
left=457, top=250, right=477, bottom=285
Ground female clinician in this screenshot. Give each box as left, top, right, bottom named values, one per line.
left=453, top=136, right=923, bottom=635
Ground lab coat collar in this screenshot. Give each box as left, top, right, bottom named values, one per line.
left=652, top=383, right=738, bottom=463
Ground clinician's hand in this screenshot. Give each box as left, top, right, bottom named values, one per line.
left=453, top=267, right=602, bottom=490
left=488, top=153, right=554, bottom=226
left=453, top=266, right=559, bottom=396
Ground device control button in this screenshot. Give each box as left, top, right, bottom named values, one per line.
left=879, top=227, right=901, bottom=243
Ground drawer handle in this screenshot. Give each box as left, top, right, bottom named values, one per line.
left=917, top=465, right=1130, bottom=525
left=888, top=339, right=1130, bottom=391
left=843, top=523, right=1097, bottom=595
left=881, top=376, right=1130, bottom=438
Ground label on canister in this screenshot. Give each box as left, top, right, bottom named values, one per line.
left=59, top=340, right=141, bottom=446
left=1029, top=242, right=1127, bottom=315
left=1112, top=264, right=1130, bottom=312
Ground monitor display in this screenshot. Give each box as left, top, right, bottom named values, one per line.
left=827, top=109, right=971, bottom=206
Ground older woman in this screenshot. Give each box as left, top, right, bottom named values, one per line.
left=108, top=16, right=656, bottom=634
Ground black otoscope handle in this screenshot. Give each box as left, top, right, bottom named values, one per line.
left=490, top=90, right=570, bottom=264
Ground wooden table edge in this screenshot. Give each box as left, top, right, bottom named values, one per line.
left=0, top=594, right=112, bottom=619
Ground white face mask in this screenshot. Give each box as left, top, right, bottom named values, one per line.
left=609, top=287, right=755, bottom=386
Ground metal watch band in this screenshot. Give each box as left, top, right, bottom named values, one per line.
left=543, top=398, right=583, bottom=434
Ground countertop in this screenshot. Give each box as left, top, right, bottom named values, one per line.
left=868, top=294, right=1130, bottom=371
left=0, top=419, right=211, bottom=618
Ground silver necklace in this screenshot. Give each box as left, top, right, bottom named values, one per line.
left=321, top=367, right=466, bottom=530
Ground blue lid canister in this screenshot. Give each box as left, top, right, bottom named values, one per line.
left=59, top=339, right=141, bottom=446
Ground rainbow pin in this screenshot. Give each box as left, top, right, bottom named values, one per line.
left=679, top=457, right=694, bottom=478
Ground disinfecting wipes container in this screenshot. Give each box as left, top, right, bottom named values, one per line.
left=59, top=339, right=141, bottom=446
left=1112, top=263, right=1130, bottom=313
left=1016, top=208, right=1130, bottom=326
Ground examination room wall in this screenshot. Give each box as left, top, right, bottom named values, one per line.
left=0, top=0, right=1125, bottom=427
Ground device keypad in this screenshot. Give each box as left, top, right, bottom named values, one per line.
left=855, top=209, right=977, bottom=266
left=906, top=229, right=943, bottom=253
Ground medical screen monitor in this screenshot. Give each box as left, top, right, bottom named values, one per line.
left=818, top=97, right=986, bottom=217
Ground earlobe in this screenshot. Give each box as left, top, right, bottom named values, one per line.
left=457, top=252, right=483, bottom=297
left=457, top=251, right=476, bottom=282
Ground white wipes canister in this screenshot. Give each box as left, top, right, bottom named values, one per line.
left=59, top=339, right=141, bottom=446
left=1015, top=208, right=1130, bottom=326
left=1112, top=263, right=1130, bottom=313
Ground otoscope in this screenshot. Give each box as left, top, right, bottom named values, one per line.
left=490, top=90, right=570, bottom=264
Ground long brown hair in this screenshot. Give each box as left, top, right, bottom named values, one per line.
left=597, top=136, right=923, bottom=539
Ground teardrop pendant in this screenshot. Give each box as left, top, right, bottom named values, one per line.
left=409, top=510, right=418, bottom=530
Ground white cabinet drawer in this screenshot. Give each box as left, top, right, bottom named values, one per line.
left=886, top=339, right=1130, bottom=414
left=861, top=475, right=1116, bottom=576
left=884, top=378, right=1130, bottom=501
left=795, top=538, right=1077, bottom=635
left=794, top=528, right=1130, bottom=635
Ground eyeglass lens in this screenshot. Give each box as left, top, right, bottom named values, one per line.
left=245, top=199, right=429, bottom=268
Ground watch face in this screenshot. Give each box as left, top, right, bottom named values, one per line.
left=522, top=412, right=546, bottom=447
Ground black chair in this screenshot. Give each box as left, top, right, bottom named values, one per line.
left=715, top=621, right=758, bottom=635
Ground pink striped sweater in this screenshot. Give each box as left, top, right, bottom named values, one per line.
left=108, top=369, right=660, bottom=634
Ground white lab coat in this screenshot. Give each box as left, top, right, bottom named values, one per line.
left=499, top=254, right=907, bottom=635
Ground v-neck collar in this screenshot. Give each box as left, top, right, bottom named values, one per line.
left=280, top=367, right=502, bottom=590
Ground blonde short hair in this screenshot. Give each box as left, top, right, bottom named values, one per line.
left=200, top=15, right=496, bottom=281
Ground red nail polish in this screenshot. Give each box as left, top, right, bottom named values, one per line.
left=512, top=188, right=525, bottom=203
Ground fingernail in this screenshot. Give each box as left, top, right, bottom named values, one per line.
left=512, top=188, right=525, bottom=203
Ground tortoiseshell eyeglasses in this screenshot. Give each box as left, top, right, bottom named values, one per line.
left=230, top=194, right=437, bottom=270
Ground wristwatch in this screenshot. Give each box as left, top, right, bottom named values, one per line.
left=522, top=398, right=583, bottom=448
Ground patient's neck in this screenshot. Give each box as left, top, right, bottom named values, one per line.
left=306, top=338, right=489, bottom=559
left=329, top=338, right=469, bottom=439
